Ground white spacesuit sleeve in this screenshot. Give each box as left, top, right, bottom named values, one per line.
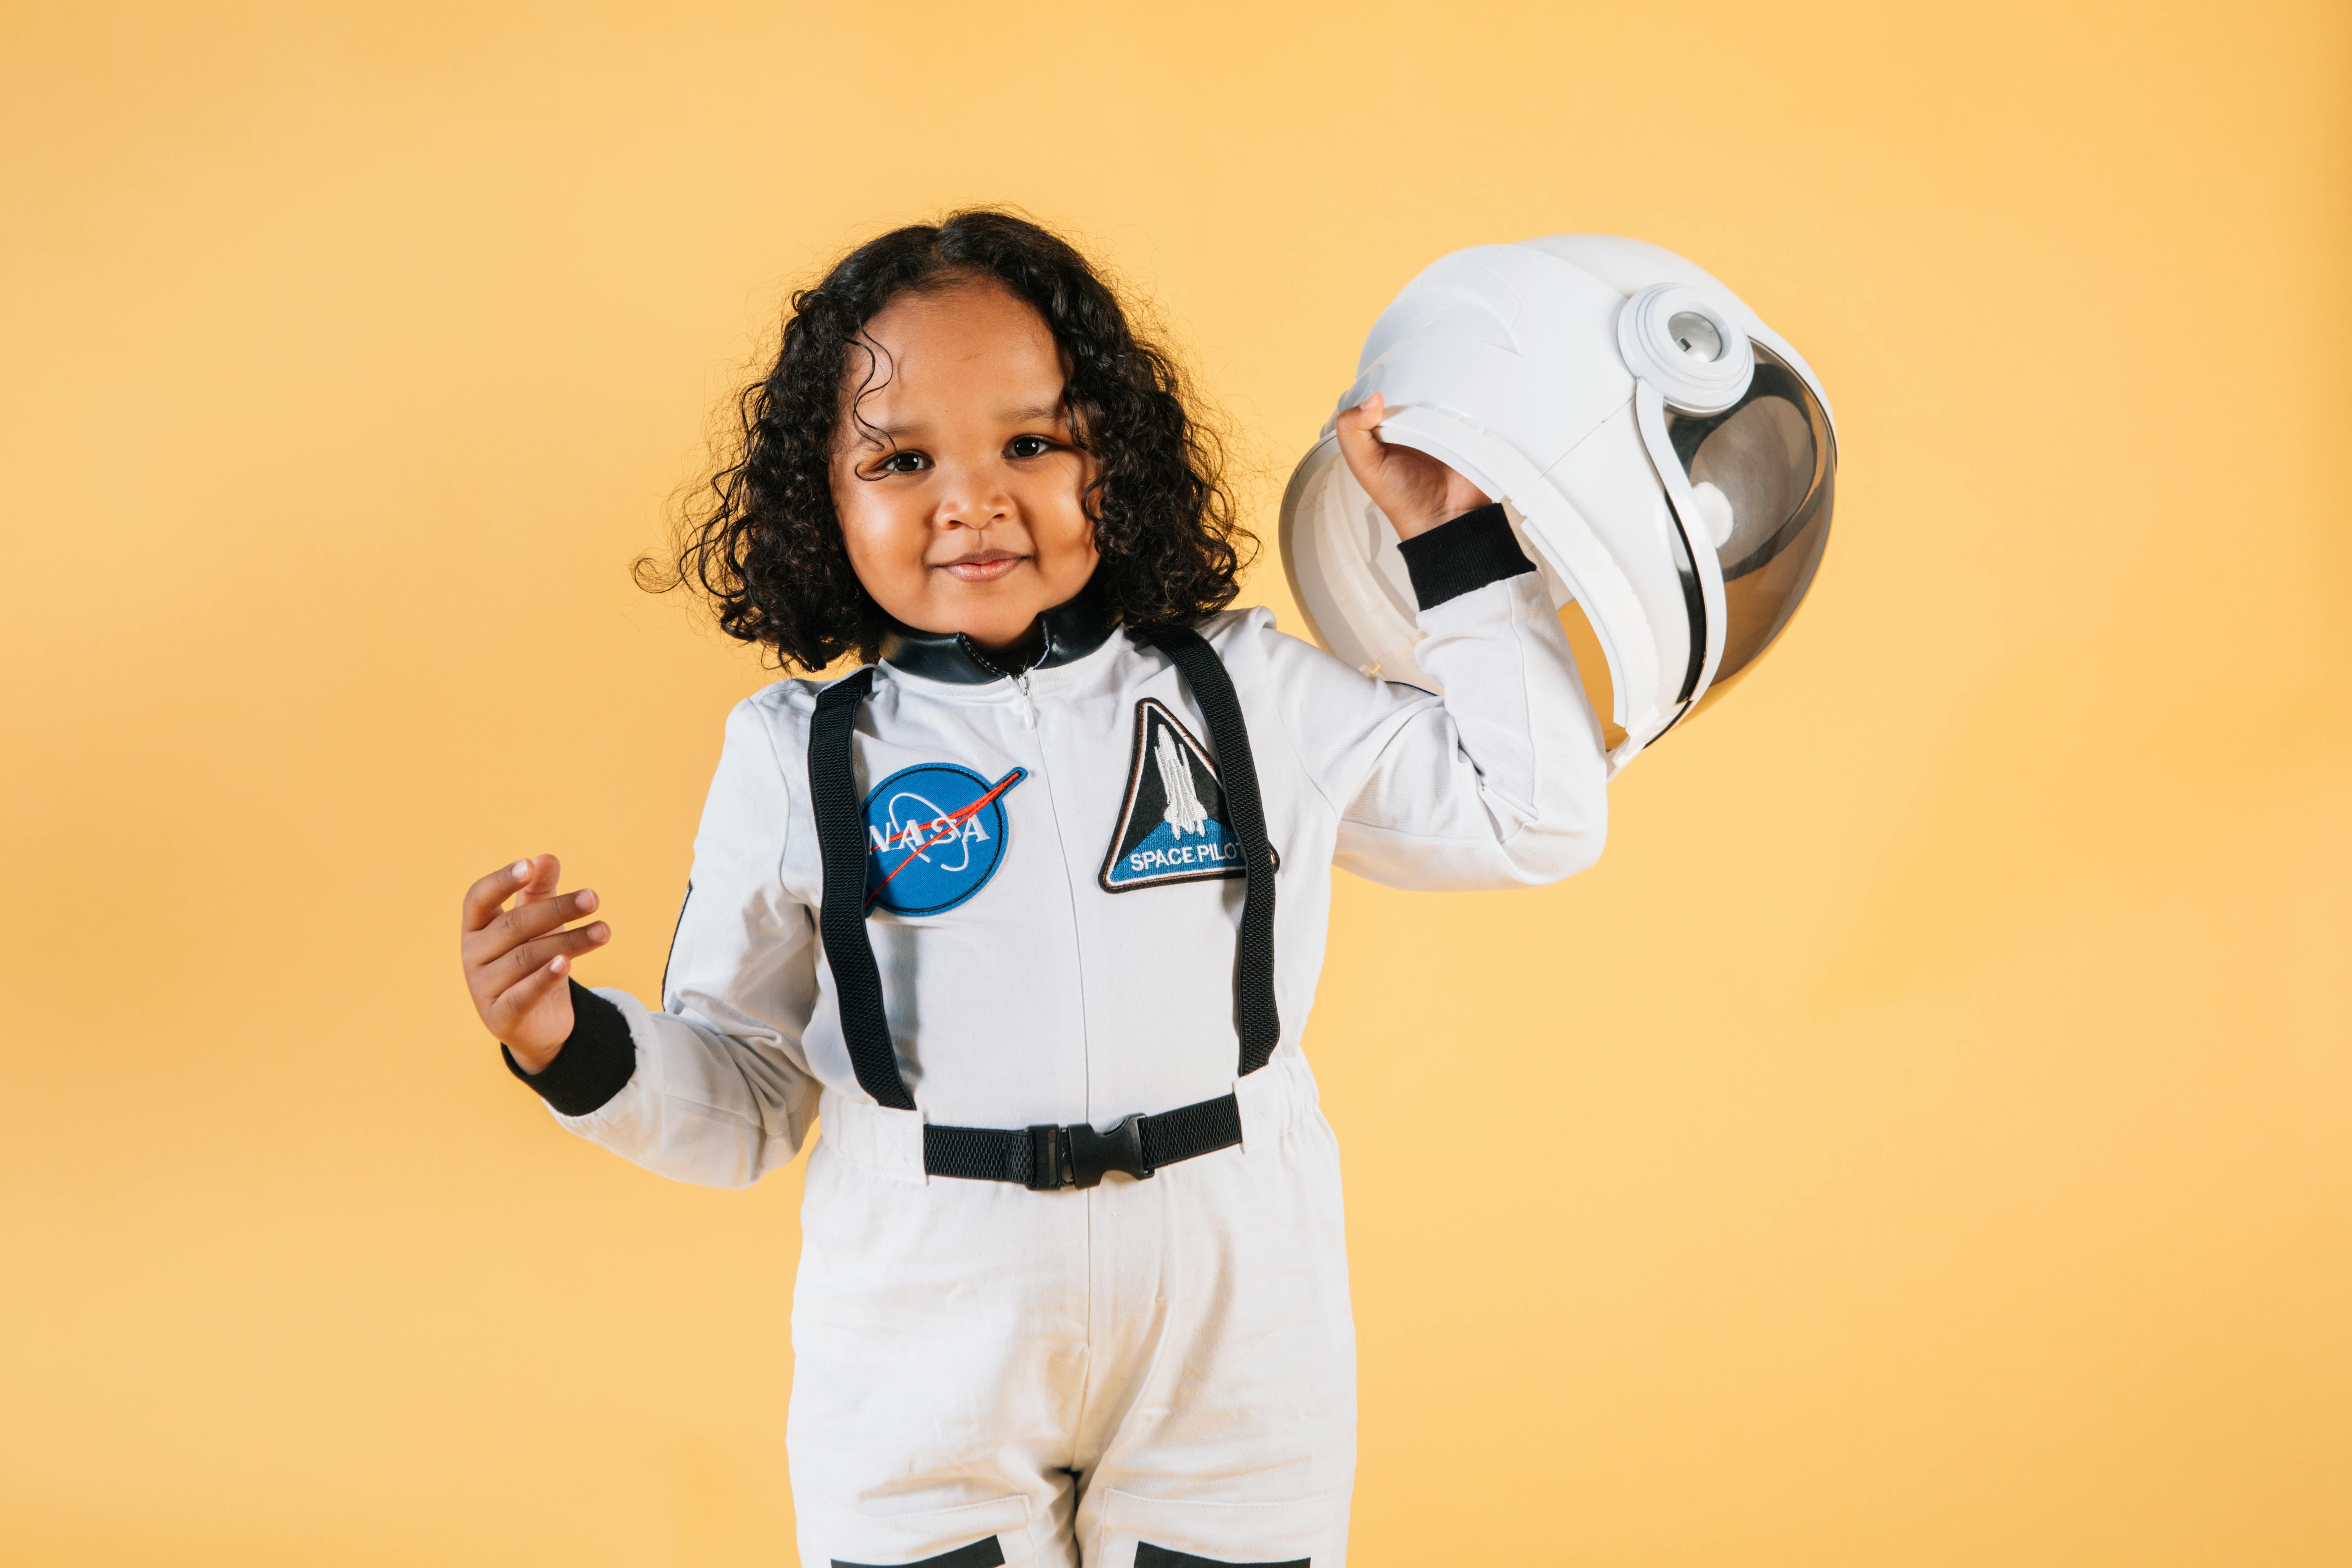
left=510, top=693, right=821, bottom=1189
left=1265, top=505, right=1609, bottom=891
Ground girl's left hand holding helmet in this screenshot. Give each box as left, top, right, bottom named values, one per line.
left=1334, top=391, right=1490, bottom=538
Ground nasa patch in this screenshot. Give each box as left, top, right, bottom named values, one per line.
left=1100, top=699, right=1274, bottom=893
left=864, top=762, right=1027, bottom=916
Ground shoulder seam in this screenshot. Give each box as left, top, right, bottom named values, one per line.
left=1234, top=612, right=1342, bottom=820
left=737, top=692, right=797, bottom=897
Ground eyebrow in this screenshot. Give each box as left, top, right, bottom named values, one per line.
left=860, top=402, right=1070, bottom=445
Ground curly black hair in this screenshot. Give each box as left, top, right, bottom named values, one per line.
left=644, top=209, right=1250, bottom=670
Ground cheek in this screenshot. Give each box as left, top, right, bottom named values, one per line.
left=831, top=473, right=931, bottom=601
left=1032, top=459, right=1102, bottom=561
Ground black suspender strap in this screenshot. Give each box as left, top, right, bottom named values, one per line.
left=807, top=624, right=1276, bottom=1184
left=1131, top=624, right=1281, bottom=1077
left=808, top=668, right=916, bottom=1110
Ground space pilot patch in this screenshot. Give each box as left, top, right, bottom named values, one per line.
left=863, top=762, right=1027, bottom=916
left=1100, top=699, right=1273, bottom=893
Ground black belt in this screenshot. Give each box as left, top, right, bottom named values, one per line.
left=924, top=1091, right=1246, bottom=1190
left=807, top=622, right=1279, bottom=1187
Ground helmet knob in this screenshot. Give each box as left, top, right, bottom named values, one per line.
left=1617, top=284, right=1754, bottom=415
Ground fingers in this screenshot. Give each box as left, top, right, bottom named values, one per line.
left=502, top=885, right=602, bottom=945
left=492, top=919, right=611, bottom=993
left=1334, top=391, right=1491, bottom=539
left=515, top=852, right=563, bottom=907
left=1336, top=392, right=1422, bottom=527
left=461, top=853, right=607, bottom=1054
left=466, top=886, right=604, bottom=969
left=461, top=857, right=604, bottom=1001
left=462, top=858, right=537, bottom=932
left=1336, top=392, right=1405, bottom=491
left=460, top=853, right=565, bottom=929
left=1333, top=393, right=1387, bottom=466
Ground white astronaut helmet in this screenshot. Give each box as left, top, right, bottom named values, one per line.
left=1278, top=234, right=1837, bottom=773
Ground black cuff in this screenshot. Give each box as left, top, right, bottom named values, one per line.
left=501, top=980, right=637, bottom=1116
left=1395, top=502, right=1535, bottom=610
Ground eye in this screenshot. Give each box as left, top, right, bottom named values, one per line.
left=872, top=450, right=930, bottom=475
left=1007, top=434, right=1057, bottom=459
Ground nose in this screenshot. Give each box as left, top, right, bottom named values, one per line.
left=934, top=459, right=1017, bottom=531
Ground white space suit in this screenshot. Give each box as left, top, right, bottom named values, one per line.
left=506, top=506, right=1608, bottom=1567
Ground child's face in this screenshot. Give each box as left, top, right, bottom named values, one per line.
left=831, top=280, right=1101, bottom=655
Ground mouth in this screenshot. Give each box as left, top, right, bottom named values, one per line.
left=936, top=548, right=1027, bottom=584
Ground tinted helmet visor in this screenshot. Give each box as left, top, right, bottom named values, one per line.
left=1664, top=343, right=1837, bottom=713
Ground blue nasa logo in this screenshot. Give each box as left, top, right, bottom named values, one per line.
left=863, top=762, right=1027, bottom=916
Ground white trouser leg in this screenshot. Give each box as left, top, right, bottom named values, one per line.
left=790, top=1058, right=1354, bottom=1568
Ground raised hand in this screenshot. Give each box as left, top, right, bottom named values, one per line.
left=1333, top=392, right=1492, bottom=541
left=460, top=854, right=612, bottom=1071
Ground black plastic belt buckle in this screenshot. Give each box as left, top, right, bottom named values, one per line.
left=1026, top=1114, right=1156, bottom=1190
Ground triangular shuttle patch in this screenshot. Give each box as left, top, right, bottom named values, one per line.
left=1100, top=698, right=1273, bottom=893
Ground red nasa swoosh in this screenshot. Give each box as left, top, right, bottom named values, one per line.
left=865, top=767, right=1027, bottom=911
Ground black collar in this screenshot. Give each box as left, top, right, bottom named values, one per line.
left=877, top=586, right=1118, bottom=685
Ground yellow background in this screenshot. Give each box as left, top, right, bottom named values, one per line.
left=4, top=2, right=2346, bottom=1562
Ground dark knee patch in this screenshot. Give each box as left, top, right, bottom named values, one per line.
left=1135, top=1546, right=1308, bottom=1568
left=833, top=1537, right=1006, bottom=1568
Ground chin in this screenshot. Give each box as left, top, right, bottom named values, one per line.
left=962, top=616, right=1045, bottom=649
left=921, top=591, right=1039, bottom=646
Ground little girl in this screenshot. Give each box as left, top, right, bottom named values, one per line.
left=459, top=209, right=1607, bottom=1568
